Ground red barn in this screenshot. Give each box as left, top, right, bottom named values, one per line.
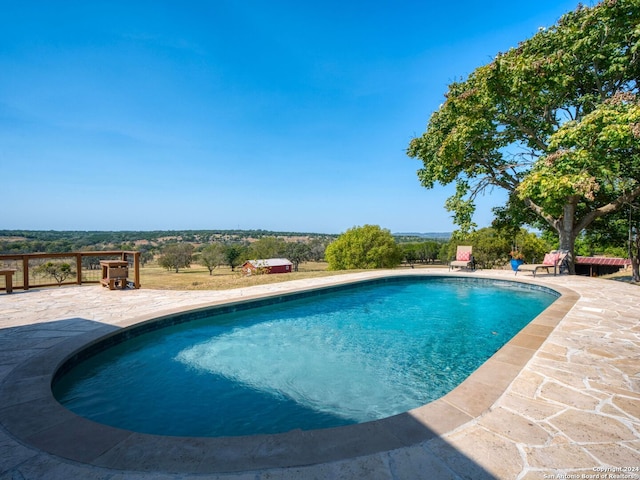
left=242, top=258, right=293, bottom=275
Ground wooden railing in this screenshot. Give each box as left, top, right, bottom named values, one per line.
left=0, top=251, right=141, bottom=292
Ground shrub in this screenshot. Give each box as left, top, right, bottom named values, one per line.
left=325, top=225, right=403, bottom=270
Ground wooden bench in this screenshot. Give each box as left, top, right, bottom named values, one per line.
left=0, top=269, right=17, bottom=294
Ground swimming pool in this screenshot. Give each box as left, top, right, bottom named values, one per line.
left=52, top=276, right=558, bottom=437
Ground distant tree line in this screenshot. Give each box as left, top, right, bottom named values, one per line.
left=0, top=229, right=336, bottom=255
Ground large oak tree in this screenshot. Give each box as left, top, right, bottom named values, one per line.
left=408, top=0, right=640, bottom=272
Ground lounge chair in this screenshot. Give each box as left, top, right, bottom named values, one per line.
left=515, top=250, right=568, bottom=277
left=449, top=246, right=475, bottom=271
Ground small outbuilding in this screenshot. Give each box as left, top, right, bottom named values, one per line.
left=242, top=258, right=293, bottom=275
left=575, top=256, right=631, bottom=277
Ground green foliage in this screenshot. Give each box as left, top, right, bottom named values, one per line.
left=518, top=93, right=640, bottom=218
left=574, top=235, right=628, bottom=258
left=438, top=243, right=450, bottom=263
left=81, top=256, right=102, bottom=270
left=401, top=241, right=442, bottom=265
left=514, top=230, right=555, bottom=264
left=459, top=228, right=511, bottom=269
left=325, top=225, right=403, bottom=270
left=444, top=181, right=477, bottom=235
left=402, top=245, right=417, bottom=266
left=307, top=238, right=329, bottom=262
left=34, top=261, right=75, bottom=286
left=199, top=243, right=225, bottom=275
left=244, top=237, right=316, bottom=271
left=158, top=244, right=194, bottom=273
left=248, top=237, right=288, bottom=259
left=408, top=1, right=640, bottom=266
left=139, top=250, right=154, bottom=266
left=284, top=242, right=312, bottom=272
left=446, top=227, right=552, bottom=268
left=574, top=208, right=634, bottom=257
left=223, top=245, right=247, bottom=272
left=0, top=229, right=337, bottom=255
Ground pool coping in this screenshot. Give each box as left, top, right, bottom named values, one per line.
left=0, top=272, right=579, bottom=474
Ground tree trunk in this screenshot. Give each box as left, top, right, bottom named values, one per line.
left=631, top=256, right=640, bottom=283
left=629, top=229, right=640, bottom=283
left=556, top=203, right=578, bottom=274
left=556, top=229, right=577, bottom=274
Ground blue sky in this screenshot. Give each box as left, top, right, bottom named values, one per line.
left=1, top=1, right=582, bottom=234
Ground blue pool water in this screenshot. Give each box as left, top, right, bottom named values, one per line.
left=53, top=277, right=557, bottom=437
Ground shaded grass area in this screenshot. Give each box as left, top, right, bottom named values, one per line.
left=600, top=269, right=640, bottom=285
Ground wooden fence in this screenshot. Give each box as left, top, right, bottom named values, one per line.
left=0, top=251, right=141, bottom=292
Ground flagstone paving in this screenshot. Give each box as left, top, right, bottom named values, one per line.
left=0, top=269, right=638, bottom=479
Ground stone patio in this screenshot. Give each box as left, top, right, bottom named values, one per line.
left=0, top=269, right=638, bottom=479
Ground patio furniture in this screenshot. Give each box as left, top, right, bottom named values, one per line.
left=515, top=250, right=568, bottom=277
left=100, top=260, right=129, bottom=290
left=0, top=268, right=17, bottom=294
left=449, top=246, right=475, bottom=271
